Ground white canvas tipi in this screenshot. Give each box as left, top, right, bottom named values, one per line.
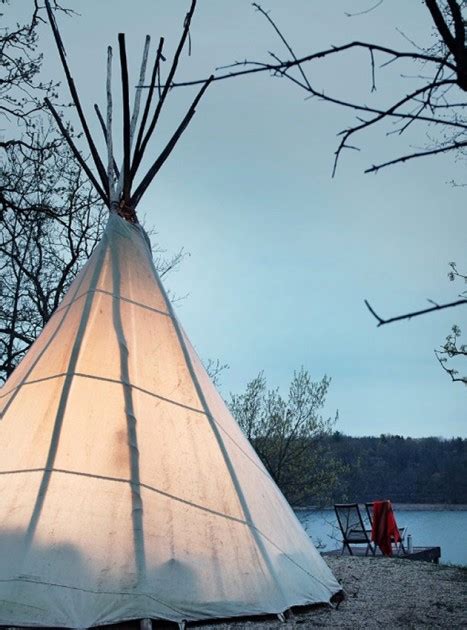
left=0, top=3, right=341, bottom=627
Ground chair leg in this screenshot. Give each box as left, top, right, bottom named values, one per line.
left=392, top=537, right=405, bottom=555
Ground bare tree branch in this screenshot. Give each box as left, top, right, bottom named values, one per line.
left=364, top=297, right=467, bottom=327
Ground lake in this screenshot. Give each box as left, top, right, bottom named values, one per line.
left=295, top=508, right=467, bottom=566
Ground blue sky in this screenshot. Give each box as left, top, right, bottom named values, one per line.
left=29, top=0, right=467, bottom=437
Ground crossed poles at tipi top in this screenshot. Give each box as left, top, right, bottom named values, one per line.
left=44, top=0, right=212, bottom=223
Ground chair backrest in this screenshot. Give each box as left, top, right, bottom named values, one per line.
left=334, top=503, right=366, bottom=537
left=365, top=502, right=374, bottom=527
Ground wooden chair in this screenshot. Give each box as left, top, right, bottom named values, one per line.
left=334, top=503, right=375, bottom=556
left=365, top=501, right=406, bottom=554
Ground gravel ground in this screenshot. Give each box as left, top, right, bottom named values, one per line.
left=198, top=557, right=467, bottom=629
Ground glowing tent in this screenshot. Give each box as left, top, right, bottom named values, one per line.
left=0, top=1, right=341, bottom=627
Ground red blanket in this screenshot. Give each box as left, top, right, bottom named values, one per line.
left=371, top=500, right=401, bottom=556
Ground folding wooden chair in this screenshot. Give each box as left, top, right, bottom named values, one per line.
left=334, top=503, right=375, bottom=556
left=365, top=501, right=406, bottom=554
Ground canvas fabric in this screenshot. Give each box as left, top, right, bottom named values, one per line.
left=0, top=214, right=340, bottom=628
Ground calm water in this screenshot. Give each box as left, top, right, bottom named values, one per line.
left=295, top=508, right=467, bottom=566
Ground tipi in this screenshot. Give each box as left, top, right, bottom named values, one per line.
left=0, top=2, right=342, bottom=628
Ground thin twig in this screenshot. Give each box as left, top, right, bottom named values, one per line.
left=252, top=2, right=313, bottom=92
left=142, top=41, right=458, bottom=89
left=364, top=297, right=467, bottom=327
left=365, top=138, right=467, bottom=173
left=332, top=78, right=456, bottom=176
left=345, top=0, right=384, bottom=17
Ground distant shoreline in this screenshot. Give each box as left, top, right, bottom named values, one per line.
left=294, top=503, right=467, bottom=511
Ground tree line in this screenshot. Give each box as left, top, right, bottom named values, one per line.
left=229, top=370, right=466, bottom=507
left=326, top=433, right=467, bottom=507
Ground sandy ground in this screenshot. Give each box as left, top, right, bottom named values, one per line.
left=199, top=557, right=467, bottom=629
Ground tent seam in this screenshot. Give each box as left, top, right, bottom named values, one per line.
left=52, top=287, right=172, bottom=319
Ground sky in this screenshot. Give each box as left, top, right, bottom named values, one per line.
left=17, top=0, right=467, bottom=437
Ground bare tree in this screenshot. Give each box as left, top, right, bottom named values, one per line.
left=0, top=122, right=186, bottom=383
left=166, top=1, right=467, bottom=384
left=435, top=263, right=467, bottom=384
left=175, top=1, right=467, bottom=177
left=0, top=2, right=102, bottom=381
left=204, top=358, right=229, bottom=387
left=0, top=1, right=184, bottom=383
left=246, top=2, right=467, bottom=345
left=0, top=123, right=106, bottom=381
left=248, top=0, right=467, bottom=386
left=0, top=0, right=73, bottom=140
left=229, top=368, right=341, bottom=505
left=165, top=2, right=467, bottom=317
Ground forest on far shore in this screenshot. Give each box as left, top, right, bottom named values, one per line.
left=318, top=434, right=467, bottom=507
